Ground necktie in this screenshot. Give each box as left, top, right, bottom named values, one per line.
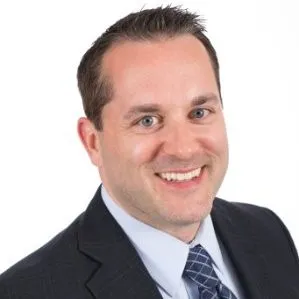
left=184, top=244, right=238, bottom=299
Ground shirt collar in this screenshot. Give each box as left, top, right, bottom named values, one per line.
left=189, top=213, right=226, bottom=275
left=101, top=185, right=224, bottom=296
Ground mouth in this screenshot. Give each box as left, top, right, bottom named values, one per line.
left=155, top=166, right=205, bottom=189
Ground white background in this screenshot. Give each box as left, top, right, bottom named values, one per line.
left=0, top=0, right=298, bottom=273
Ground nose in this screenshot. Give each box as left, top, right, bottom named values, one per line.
left=161, top=122, right=201, bottom=160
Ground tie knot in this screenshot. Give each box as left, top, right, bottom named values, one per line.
left=184, top=244, right=220, bottom=290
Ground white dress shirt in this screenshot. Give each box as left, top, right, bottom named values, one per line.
left=101, top=186, right=244, bottom=299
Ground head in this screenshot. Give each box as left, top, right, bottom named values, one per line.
left=77, top=5, right=229, bottom=242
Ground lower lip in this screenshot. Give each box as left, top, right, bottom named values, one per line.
left=156, top=167, right=205, bottom=190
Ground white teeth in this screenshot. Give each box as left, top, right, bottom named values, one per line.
left=159, top=167, right=202, bottom=182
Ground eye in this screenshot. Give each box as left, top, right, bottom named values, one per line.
left=137, top=115, right=159, bottom=127
left=190, top=108, right=210, bottom=119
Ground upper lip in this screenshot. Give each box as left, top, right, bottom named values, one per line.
left=156, top=167, right=203, bottom=174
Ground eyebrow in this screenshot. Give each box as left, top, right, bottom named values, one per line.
left=190, top=93, right=219, bottom=106
left=123, top=93, right=220, bottom=120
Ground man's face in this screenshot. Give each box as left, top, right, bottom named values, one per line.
left=93, top=34, right=228, bottom=237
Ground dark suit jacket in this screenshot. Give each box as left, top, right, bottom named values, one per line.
left=1, top=185, right=299, bottom=299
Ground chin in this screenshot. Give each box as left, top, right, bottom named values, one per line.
left=161, top=202, right=212, bottom=226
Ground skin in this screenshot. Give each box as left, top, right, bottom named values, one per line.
left=78, top=34, right=229, bottom=243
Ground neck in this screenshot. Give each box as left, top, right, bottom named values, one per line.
left=149, top=221, right=201, bottom=243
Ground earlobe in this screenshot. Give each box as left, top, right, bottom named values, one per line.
left=77, top=117, right=102, bottom=167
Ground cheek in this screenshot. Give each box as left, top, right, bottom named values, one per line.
left=200, top=123, right=228, bottom=156
left=126, top=136, right=160, bottom=166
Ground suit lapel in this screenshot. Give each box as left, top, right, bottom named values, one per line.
left=77, top=186, right=162, bottom=299
left=211, top=198, right=270, bottom=299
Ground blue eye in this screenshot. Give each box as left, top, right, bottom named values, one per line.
left=138, top=116, right=158, bottom=127
left=191, top=108, right=209, bottom=119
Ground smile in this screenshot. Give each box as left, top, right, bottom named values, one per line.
left=157, top=167, right=202, bottom=182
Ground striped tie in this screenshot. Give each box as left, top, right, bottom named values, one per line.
left=184, top=244, right=238, bottom=299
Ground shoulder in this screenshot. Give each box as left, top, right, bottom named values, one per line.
left=0, top=213, right=96, bottom=299
left=214, top=197, right=290, bottom=229
left=214, top=197, right=286, bottom=224
left=213, top=197, right=299, bottom=259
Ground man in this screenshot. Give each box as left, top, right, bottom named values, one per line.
left=0, top=5, right=298, bottom=299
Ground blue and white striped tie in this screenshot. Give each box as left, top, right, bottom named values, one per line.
left=184, top=244, right=238, bottom=299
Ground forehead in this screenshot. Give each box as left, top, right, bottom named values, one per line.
left=101, top=34, right=219, bottom=105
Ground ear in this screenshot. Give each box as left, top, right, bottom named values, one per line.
left=77, top=117, right=102, bottom=167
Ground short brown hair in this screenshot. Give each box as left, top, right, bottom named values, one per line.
left=77, top=5, right=221, bottom=130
